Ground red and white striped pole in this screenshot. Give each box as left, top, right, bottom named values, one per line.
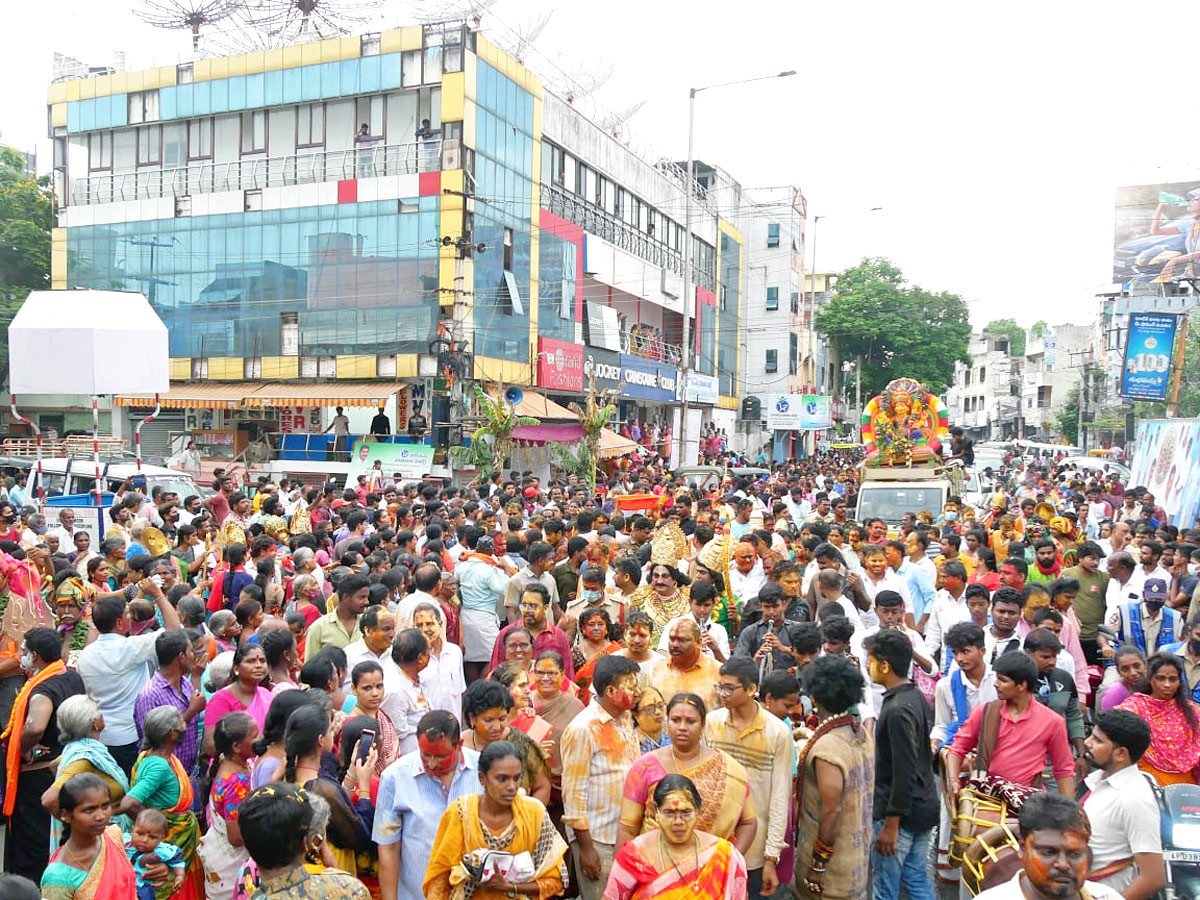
left=135, top=394, right=162, bottom=474
left=9, top=395, right=43, bottom=509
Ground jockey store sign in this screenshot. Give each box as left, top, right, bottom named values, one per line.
left=581, top=350, right=679, bottom=403
left=536, top=337, right=585, bottom=392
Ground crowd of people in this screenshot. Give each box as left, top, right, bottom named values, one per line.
left=0, top=444, right=1186, bottom=900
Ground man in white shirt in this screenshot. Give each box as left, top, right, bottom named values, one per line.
left=386, top=629, right=431, bottom=755
left=411, top=600, right=465, bottom=721
left=1126, top=540, right=1172, bottom=601
left=860, top=545, right=910, bottom=630
left=341, top=606, right=401, bottom=692
left=929, top=621, right=997, bottom=883
left=659, top=581, right=730, bottom=662
left=78, top=586, right=182, bottom=774
left=395, top=561, right=443, bottom=628
left=974, top=793, right=1122, bottom=900
left=984, top=587, right=1025, bottom=665
left=924, top=560, right=972, bottom=670
left=1082, top=709, right=1166, bottom=900
left=728, top=540, right=767, bottom=611
left=1105, top=551, right=1141, bottom=618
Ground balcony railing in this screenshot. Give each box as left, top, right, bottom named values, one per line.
left=69, top=139, right=444, bottom=206
left=540, top=182, right=717, bottom=289
left=621, top=330, right=682, bottom=365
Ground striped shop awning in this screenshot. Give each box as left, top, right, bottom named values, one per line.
left=115, top=382, right=400, bottom=410
left=113, top=383, right=247, bottom=409
left=243, top=382, right=399, bottom=408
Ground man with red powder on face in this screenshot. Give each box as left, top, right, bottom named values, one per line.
left=973, top=791, right=1121, bottom=900
left=374, top=710, right=481, bottom=900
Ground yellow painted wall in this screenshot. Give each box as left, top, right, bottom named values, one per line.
left=394, top=355, right=419, bottom=379
left=380, top=26, right=423, bottom=54
left=336, top=355, right=377, bottom=379
left=474, top=357, right=531, bottom=385
left=169, top=359, right=191, bottom=380
left=206, top=358, right=244, bottom=381
left=260, top=356, right=299, bottom=380
left=50, top=228, right=67, bottom=289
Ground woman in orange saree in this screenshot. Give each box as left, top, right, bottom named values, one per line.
left=42, top=774, right=138, bottom=900
left=604, top=774, right=747, bottom=900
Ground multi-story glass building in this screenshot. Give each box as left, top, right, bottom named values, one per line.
left=45, top=24, right=746, bottom=466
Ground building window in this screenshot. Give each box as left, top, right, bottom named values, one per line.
left=766, top=287, right=779, bottom=311
left=280, top=313, right=299, bottom=356
left=187, top=118, right=212, bottom=159
left=789, top=333, right=798, bottom=375
left=128, top=90, right=160, bottom=125
left=136, top=125, right=162, bottom=166
left=361, top=33, right=381, bottom=56
left=296, top=103, right=325, bottom=149
left=503, top=226, right=514, bottom=271
left=790, top=291, right=799, bottom=314
left=767, top=223, right=780, bottom=248
left=240, top=111, right=267, bottom=155
left=354, top=96, right=384, bottom=139
left=765, top=349, right=778, bottom=373
left=965, top=369, right=972, bottom=385
left=88, top=132, right=112, bottom=171
left=979, top=366, right=986, bottom=381
left=177, top=63, right=194, bottom=84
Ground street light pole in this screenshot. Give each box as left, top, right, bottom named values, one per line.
left=677, top=70, right=795, bottom=468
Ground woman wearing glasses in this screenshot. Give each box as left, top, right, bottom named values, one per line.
left=614, top=693, right=755, bottom=856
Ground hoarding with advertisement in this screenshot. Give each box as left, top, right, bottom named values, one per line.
left=537, top=337, right=584, bottom=393
left=1113, top=181, right=1200, bottom=284
left=347, top=439, right=436, bottom=483
left=766, top=394, right=834, bottom=430
left=1120, top=313, right=1180, bottom=401
left=1128, top=419, right=1200, bottom=525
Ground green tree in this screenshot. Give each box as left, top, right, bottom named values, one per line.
left=1056, top=385, right=1080, bottom=444
left=0, top=147, right=53, bottom=385
left=1030, top=320, right=1048, bottom=340
left=814, top=257, right=971, bottom=397
left=984, top=318, right=1026, bottom=356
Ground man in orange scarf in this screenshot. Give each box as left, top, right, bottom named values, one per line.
left=0, top=625, right=85, bottom=881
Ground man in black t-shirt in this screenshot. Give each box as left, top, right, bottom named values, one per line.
left=948, top=426, right=974, bottom=465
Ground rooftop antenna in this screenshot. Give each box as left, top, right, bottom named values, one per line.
left=135, top=0, right=245, bottom=50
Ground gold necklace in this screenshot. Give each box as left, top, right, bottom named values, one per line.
left=659, top=833, right=701, bottom=891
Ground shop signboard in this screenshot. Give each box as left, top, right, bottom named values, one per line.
left=537, top=337, right=585, bottom=393
left=1128, top=419, right=1200, bottom=525
left=618, top=354, right=678, bottom=403
left=680, top=372, right=719, bottom=405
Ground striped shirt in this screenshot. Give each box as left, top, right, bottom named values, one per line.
left=706, top=706, right=793, bottom=868
left=560, top=700, right=639, bottom=844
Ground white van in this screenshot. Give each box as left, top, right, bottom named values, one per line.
left=21, top=458, right=209, bottom=502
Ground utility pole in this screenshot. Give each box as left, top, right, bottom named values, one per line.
left=1167, top=314, right=1190, bottom=417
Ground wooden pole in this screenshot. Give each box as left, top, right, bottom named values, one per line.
left=1167, top=314, right=1189, bottom=417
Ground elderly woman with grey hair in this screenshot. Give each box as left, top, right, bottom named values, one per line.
left=288, top=571, right=324, bottom=631
left=118, top=705, right=206, bottom=898
left=40, top=695, right=129, bottom=848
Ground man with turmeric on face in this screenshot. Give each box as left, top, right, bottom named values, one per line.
left=974, top=791, right=1121, bottom=900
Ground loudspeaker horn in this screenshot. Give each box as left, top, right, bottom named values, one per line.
left=504, top=386, right=524, bottom=406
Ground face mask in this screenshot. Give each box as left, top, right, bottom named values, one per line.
left=582, top=589, right=603, bottom=604
left=945, top=512, right=958, bottom=521
left=1144, top=600, right=1165, bottom=614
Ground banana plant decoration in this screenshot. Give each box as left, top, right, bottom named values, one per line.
left=449, top=383, right=540, bottom=477
left=567, top=370, right=623, bottom=494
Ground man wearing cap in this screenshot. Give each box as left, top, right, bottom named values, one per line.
left=1102, top=577, right=1182, bottom=661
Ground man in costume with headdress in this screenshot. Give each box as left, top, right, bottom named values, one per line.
left=627, top=523, right=691, bottom=644
left=694, top=535, right=737, bottom=629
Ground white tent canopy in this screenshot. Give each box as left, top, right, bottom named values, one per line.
left=9, top=290, right=169, bottom=395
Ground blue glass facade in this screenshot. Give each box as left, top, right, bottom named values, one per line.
left=536, top=227, right=576, bottom=344
left=66, top=198, right=440, bottom=357
left=471, top=60, right=534, bottom=360
left=66, top=54, right=408, bottom=133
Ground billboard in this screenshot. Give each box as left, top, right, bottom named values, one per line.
left=1113, top=181, right=1200, bottom=284
left=766, top=395, right=833, bottom=430
left=347, top=439, right=436, bottom=483
left=1120, top=313, right=1180, bottom=401
left=1128, top=419, right=1200, bottom=526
